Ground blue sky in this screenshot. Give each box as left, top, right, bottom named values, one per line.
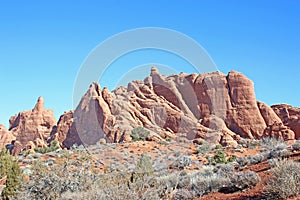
left=0, top=0, right=299, bottom=127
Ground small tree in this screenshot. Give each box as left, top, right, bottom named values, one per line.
left=0, top=148, right=22, bottom=199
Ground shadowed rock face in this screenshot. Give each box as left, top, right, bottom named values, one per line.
left=55, top=68, right=296, bottom=148
left=8, top=97, right=56, bottom=150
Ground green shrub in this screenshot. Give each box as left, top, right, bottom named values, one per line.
left=0, top=148, right=22, bottom=199
left=34, top=140, right=60, bottom=154
left=208, top=149, right=227, bottom=165
left=130, top=127, right=150, bottom=141
left=227, top=155, right=237, bottom=163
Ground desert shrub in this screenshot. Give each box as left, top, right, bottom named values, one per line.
left=207, top=149, right=226, bottom=165
left=15, top=156, right=96, bottom=199
left=227, top=155, right=237, bottom=163
left=208, top=148, right=235, bottom=165
left=191, top=172, right=230, bottom=197
left=177, top=171, right=190, bottom=189
left=197, top=141, right=212, bottom=154
left=236, top=150, right=283, bottom=169
left=239, top=138, right=259, bottom=149
left=170, top=155, right=192, bottom=170
left=61, top=173, right=172, bottom=200
left=157, top=173, right=178, bottom=190
left=34, top=140, right=60, bottom=154
left=248, top=139, right=260, bottom=149
left=173, top=189, right=193, bottom=200
left=220, top=170, right=261, bottom=193
left=190, top=163, right=260, bottom=197
left=61, top=179, right=140, bottom=200
left=236, top=156, right=249, bottom=168
left=292, top=140, right=300, bottom=151
left=130, top=127, right=150, bottom=141
left=268, top=149, right=291, bottom=159
left=131, top=153, right=154, bottom=182
left=260, top=137, right=287, bottom=151
left=0, top=149, right=22, bottom=200
left=248, top=153, right=267, bottom=165
left=265, top=160, right=300, bottom=199
left=267, top=158, right=280, bottom=168
left=214, top=163, right=235, bottom=177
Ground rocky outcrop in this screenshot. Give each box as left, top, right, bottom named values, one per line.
left=193, top=71, right=268, bottom=139
left=226, top=72, right=267, bottom=138
left=56, top=68, right=297, bottom=148
left=50, top=111, right=74, bottom=147
left=0, top=124, right=15, bottom=149
left=272, top=104, right=300, bottom=139
left=257, top=102, right=294, bottom=140
left=8, top=97, right=56, bottom=150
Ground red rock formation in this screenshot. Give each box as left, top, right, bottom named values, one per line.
left=257, top=102, right=294, bottom=140
left=9, top=97, right=56, bottom=151
left=55, top=68, right=297, bottom=148
left=272, top=104, right=300, bottom=139
left=225, top=71, right=267, bottom=138
left=0, top=124, right=15, bottom=149
left=51, top=111, right=74, bottom=147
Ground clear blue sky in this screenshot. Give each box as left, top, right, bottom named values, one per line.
left=0, top=0, right=299, bottom=127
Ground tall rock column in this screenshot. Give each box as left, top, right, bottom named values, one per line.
left=9, top=97, right=56, bottom=150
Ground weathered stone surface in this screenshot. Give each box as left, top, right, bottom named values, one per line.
left=257, top=102, right=295, bottom=140
left=51, top=111, right=74, bottom=147
left=263, top=121, right=294, bottom=140
left=11, top=140, right=22, bottom=156
left=225, top=71, right=267, bottom=139
left=258, top=102, right=282, bottom=126
left=0, top=124, right=15, bottom=149
left=272, top=104, right=300, bottom=139
left=54, top=68, right=298, bottom=147
left=8, top=97, right=56, bottom=151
